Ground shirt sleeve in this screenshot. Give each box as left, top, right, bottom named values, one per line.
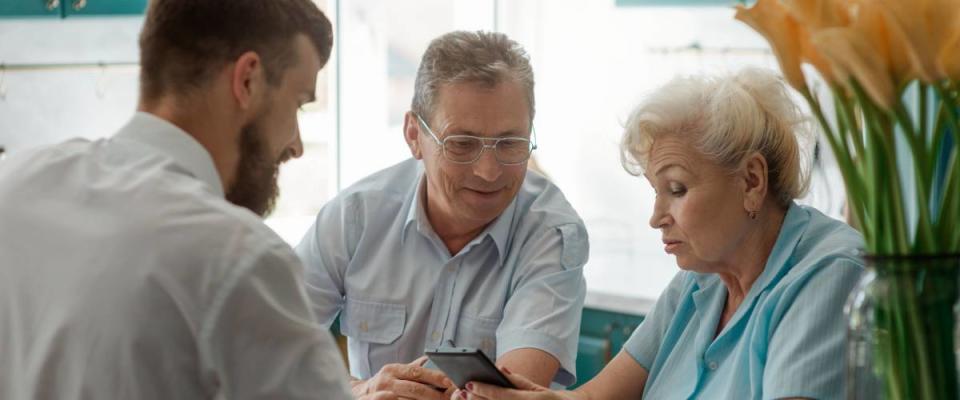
left=496, top=222, right=588, bottom=387
left=762, top=258, right=864, bottom=400
left=199, top=244, right=353, bottom=400
left=622, top=271, right=689, bottom=371
left=294, top=196, right=358, bottom=327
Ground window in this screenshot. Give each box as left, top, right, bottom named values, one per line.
left=0, top=1, right=845, bottom=301
left=266, top=0, right=497, bottom=243
left=494, top=2, right=845, bottom=299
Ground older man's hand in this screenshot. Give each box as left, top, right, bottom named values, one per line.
left=351, top=356, right=456, bottom=400
left=356, top=391, right=399, bottom=400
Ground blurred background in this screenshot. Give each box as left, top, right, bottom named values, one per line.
left=0, top=0, right=846, bottom=381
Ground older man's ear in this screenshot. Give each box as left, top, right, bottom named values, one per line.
left=740, top=151, right=770, bottom=215
left=403, top=112, right=424, bottom=160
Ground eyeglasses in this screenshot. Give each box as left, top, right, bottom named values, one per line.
left=414, top=113, right=537, bottom=165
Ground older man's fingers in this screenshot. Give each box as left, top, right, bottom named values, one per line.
left=387, top=363, right=454, bottom=391
left=409, top=355, right=430, bottom=366
left=388, top=379, right=450, bottom=400
left=359, top=391, right=399, bottom=400
left=443, top=385, right=459, bottom=398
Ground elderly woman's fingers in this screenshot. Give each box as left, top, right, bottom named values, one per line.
left=459, top=367, right=556, bottom=399
left=464, top=382, right=552, bottom=400
left=500, top=367, right=547, bottom=391
left=464, top=383, right=504, bottom=399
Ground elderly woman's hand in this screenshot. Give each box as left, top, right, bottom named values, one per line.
left=455, top=368, right=577, bottom=400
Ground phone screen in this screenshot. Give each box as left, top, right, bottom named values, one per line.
left=425, top=348, right=516, bottom=389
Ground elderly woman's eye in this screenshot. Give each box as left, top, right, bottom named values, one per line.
left=669, top=184, right=686, bottom=196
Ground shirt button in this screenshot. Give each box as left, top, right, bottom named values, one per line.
left=447, top=265, right=455, bottom=273
left=432, top=331, right=440, bottom=341
left=708, top=361, right=718, bottom=370
left=359, top=321, right=368, bottom=332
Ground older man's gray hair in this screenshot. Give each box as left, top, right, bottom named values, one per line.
left=411, top=31, right=535, bottom=123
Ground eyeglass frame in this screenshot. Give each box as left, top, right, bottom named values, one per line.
left=413, top=112, right=538, bottom=166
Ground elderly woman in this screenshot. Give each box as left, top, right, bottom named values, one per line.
left=461, top=68, right=864, bottom=399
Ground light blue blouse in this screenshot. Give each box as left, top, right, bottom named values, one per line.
left=624, top=202, right=864, bottom=399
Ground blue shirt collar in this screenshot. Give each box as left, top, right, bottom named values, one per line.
left=402, top=172, right=425, bottom=236
left=691, top=201, right=809, bottom=292
left=750, top=201, right=809, bottom=292
left=401, top=168, right=516, bottom=266
left=113, top=112, right=224, bottom=198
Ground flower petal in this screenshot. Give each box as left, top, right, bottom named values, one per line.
left=876, top=0, right=960, bottom=82
left=735, top=0, right=807, bottom=92
left=781, top=0, right=851, bottom=29
left=813, top=27, right=896, bottom=109
left=937, top=11, right=960, bottom=79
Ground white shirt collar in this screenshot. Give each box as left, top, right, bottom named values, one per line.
left=113, top=111, right=225, bottom=197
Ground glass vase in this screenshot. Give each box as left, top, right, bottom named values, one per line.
left=846, top=254, right=960, bottom=399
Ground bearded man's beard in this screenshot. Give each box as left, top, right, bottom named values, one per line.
left=225, top=120, right=291, bottom=217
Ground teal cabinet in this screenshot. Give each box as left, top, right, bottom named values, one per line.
left=573, top=307, right=645, bottom=388
left=0, top=0, right=146, bottom=18
left=64, top=0, right=146, bottom=16
left=0, top=0, right=62, bottom=18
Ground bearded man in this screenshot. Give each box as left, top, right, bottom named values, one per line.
left=0, top=1, right=393, bottom=399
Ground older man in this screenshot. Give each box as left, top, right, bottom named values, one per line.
left=0, top=1, right=393, bottom=399
left=296, top=31, right=588, bottom=398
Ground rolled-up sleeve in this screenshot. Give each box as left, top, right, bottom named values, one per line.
left=295, top=197, right=359, bottom=327
left=762, top=259, right=863, bottom=399
left=496, top=223, right=588, bottom=387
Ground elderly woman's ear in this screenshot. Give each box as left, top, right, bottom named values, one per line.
left=739, top=151, right=769, bottom=218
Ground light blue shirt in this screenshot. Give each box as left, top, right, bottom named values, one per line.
left=623, top=203, right=864, bottom=399
left=296, top=158, right=588, bottom=386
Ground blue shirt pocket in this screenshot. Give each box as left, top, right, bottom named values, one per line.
left=557, top=223, right=588, bottom=270
left=341, top=298, right=406, bottom=344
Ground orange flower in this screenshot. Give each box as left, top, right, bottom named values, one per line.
left=876, top=0, right=960, bottom=82
left=812, top=1, right=914, bottom=109
left=780, top=0, right=853, bottom=84
left=781, top=0, right=851, bottom=30
left=735, top=0, right=808, bottom=92
left=937, top=11, right=960, bottom=79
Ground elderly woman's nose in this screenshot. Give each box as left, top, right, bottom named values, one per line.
left=649, top=199, right=669, bottom=229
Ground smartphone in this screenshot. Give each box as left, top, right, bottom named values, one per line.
left=425, top=348, right=516, bottom=389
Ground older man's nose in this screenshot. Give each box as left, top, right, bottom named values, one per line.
left=472, top=147, right=502, bottom=182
